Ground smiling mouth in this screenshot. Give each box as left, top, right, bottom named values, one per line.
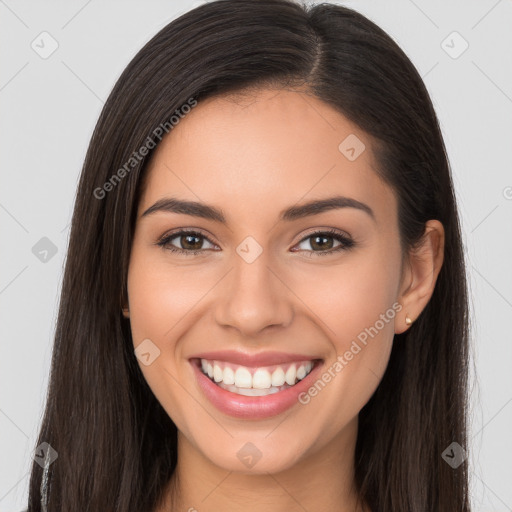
left=194, top=357, right=321, bottom=397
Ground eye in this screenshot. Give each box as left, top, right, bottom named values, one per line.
left=156, top=229, right=217, bottom=255
left=292, top=229, right=355, bottom=257
left=156, top=228, right=355, bottom=257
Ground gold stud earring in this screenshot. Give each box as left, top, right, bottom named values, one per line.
left=405, top=314, right=413, bottom=326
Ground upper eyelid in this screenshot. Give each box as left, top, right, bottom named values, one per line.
left=297, top=227, right=352, bottom=241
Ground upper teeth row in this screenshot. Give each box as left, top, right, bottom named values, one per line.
left=200, top=359, right=314, bottom=389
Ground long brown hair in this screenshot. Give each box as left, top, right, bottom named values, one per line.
left=27, top=1, right=471, bottom=510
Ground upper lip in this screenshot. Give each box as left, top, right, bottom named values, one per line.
left=189, top=350, right=322, bottom=367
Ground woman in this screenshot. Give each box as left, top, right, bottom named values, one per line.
left=27, top=0, right=471, bottom=510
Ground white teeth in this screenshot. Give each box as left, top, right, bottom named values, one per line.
left=213, top=364, right=223, bottom=383
left=199, top=358, right=316, bottom=391
left=252, top=369, right=272, bottom=389
left=271, top=367, right=285, bottom=387
left=285, top=364, right=297, bottom=385
left=223, top=366, right=235, bottom=385
left=234, top=367, right=252, bottom=388
left=217, top=381, right=291, bottom=396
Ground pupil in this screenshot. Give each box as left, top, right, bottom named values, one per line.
left=183, top=234, right=201, bottom=250
left=312, top=235, right=333, bottom=250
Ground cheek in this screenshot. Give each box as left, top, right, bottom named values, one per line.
left=291, top=245, right=400, bottom=346
left=290, top=248, right=400, bottom=415
left=126, top=249, right=203, bottom=428
left=126, top=247, right=208, bottom=345
left=125, top=247, right=220, bottom=417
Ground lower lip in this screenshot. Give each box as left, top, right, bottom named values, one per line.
left=190, top=358, right=323, bottom=419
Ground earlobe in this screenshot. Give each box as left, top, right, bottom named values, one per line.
left=121, top=288, right=130, bottom=318
left=395, top=309, right=414, bottom=335
left=395, top=220, right=445, bottom=334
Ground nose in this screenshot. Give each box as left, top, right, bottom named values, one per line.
left=213, top=249, right=294, bottom=337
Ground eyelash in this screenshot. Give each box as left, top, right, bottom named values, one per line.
left=155, top=228, right=355, bottom=257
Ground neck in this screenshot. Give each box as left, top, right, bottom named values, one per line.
left=158, top=418, right=370, bottom=512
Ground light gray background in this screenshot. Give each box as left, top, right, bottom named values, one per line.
left=1, top=0, right=511, bottom=510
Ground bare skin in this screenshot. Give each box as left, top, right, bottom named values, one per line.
left=123, top=87, right=444, bottom=512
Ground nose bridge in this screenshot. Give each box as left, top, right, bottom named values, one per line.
left=214, top=243, right=293, bottom=335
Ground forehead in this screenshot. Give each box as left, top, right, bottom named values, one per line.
left=139, top=88, right=396, bottom=227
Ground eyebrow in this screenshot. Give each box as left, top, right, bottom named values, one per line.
left=141, top=195, right=375, bottom=223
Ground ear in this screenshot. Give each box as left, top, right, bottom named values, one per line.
left=395, top=220, right=445, bottom=334
left=122, top=305, right=130, bottom=318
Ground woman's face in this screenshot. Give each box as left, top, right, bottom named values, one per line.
left=126, top=87, right=406, bottom=474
